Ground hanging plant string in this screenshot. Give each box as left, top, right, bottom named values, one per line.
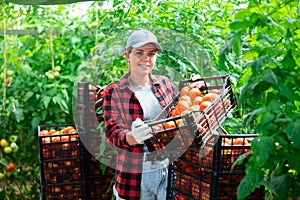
left=50, top=23, right=54, bottom=70
left=1, top=0, right=7, bottom=111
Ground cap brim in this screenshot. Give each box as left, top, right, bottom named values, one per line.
left=131, top=41, right=163, bottom=52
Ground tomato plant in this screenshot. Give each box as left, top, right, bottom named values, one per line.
left=1, top=0, right=299, bottom=199
left=220, top=0, right=300, bottom=199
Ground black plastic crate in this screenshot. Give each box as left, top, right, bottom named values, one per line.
left=76, top=82, right=107, bottom=160
left=41, top=182, right=84, bottom=200
left=180, top=134, right=257, bottom=172
left=38, top=125, right=86, bottom=200
left=83, top=147, right=115, bottom=200
left=145, top=75, right=236, bottom=155
left=167, top=161, right=265, bottom=200
left=144, top=112, right=200, bottom=160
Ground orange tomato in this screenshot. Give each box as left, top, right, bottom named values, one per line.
left=177, top=100, right=190, bottom=114
left=193, top=96, right=203, bottom=105
left=190, top=104, right=200, bottom=111
left=210, top=89, right=221, bottom=95
left=164, top=121, right=176, bottom=129
left=200, top=101, right=212, bottom=111
left=179, top=95, right=192, bottom=103
left=40, top=130, right=49, bottom=136
left=175, top=119, right=183, bottom=127
left=188, top=87, right=201, bottom=100
left=171, top=108, right=179, bottom=117
left=202, top=92, right=219, bottom=102
left=180, top=86, right=191, bottom=96
left=233, top=138, right=244, bottom=145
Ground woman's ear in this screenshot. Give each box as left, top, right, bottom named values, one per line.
left=125, top=51, right=130, bottom=62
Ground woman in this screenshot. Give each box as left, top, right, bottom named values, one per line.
left=103, top=29, right=176, bottom=199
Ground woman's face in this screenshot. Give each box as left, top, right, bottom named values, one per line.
left=125, top=43, right=157, bottom=76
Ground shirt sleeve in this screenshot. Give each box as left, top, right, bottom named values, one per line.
left=103, top=84, right=133, bottom=151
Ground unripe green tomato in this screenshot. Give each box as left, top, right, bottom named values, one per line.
left=47, top=74, right=55, bottom=80
left=53, top=71, right=60, bottom=77
left=90, top=21, right=98, bottom=28
left=9, top=135, right=18, bottom=142
left=4, top=146, right=12, bottom=154
left=0, top=73, right=4, bottom=80
left=0, top=172, right=4, bottom=180
left=7, top=70, right=14, bottom=77
left=12, top=145, right=19, bottom=153
left=10, top=142, right=17, bottom=149
left=54, top=66, right=61, bottom=72
left=0, top=139, right=8, bottom=147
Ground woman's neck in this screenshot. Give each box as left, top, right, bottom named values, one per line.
left=128, top=74, right=151, bottom=87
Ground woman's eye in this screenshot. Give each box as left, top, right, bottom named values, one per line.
left=136, top=52, right=143, bottom=56
left=149, top=53, right=156, bottom=57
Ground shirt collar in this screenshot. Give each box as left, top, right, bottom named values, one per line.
left=119, top=73, right=160, bottom=90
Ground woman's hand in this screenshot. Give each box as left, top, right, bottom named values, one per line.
left=126, top=118, right=152, bottom=145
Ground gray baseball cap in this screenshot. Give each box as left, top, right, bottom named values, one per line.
left=126, top=29, right=163, bottom=52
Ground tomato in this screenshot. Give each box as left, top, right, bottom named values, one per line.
left=54, top=66, right=61, bottom=72
left=200, top=101, right=212, bottom=111
left=202, top=92, right=219, bottom=102
left=5, top=162, right=16, bottom=172
left=6, top=70, right=14, bottom=77
left=0, top=139, right=8, bottom=147
left=4, top=146, right=12, bottom=154
left=0, top=172, right=5, bottom=179
left=12, top=145, right=19, bottom=153
left=233, top=138, right=244, bottom=145
left=188, top=87, right=202, bottom=100
left=9, top=135, right=18, bottom=142
left=10, top=142, right=17, bottom=149
left=173, top=193, right=189, bottom=200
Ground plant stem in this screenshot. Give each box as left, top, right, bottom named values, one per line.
left=1, top=0, right=7, bottom=112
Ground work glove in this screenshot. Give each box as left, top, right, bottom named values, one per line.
left=131, top=118, right=152, bottom=144
left=190, top=73, right=205, bottom=89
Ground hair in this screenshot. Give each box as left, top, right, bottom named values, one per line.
left=126, top=47, right=133, bottom=53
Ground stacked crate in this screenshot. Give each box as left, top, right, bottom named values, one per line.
left=38, top=125, right=86, bottom=200
left=148, top=75, right=266, bottom=200
left=38, top=124, right=115, bottom=200
left=76, top=82, right=115, bottom=199
left=167, top=134, right=265, bottom=200
left=38, top=83, right=115, bottom=200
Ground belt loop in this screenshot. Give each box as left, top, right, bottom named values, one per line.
left=150, top=161, right=156, bottom=169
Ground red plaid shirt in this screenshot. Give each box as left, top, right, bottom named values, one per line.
left=103, top=73, right=175, bottom=199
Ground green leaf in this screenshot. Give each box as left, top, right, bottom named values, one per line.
left=270, top=174, right=290, bottom=200
left=241, top=49, right=259, bottom=61
left=285, top=119, right=300, bottom=149
left=0, top=158, right=8, bottom=167
left=31, top=117, right=40, bottom=130
left=245, top=55, right=268, bottom=75
left=282, top=49, right=297, bottom=70
left=24, top=91, right=34, bottom=101
left=278, top=83, right=296, bottom=100
left=229, top=20, right=249, bottom=32
left=263, top=68, right=278, bottom=85
left=13, top=107, right=24, bottom=123
left=42, top=96, right=51, bottom=108
left=251, top=136, right=274, bottom=167
left=237, top=166, right=264, bottom=200
left=53, top=95, right=69, bottom=113
left=287, top=151, right=300, bottom=172
left=243, top=107, right=266, bottom=127
left=231, top=152, right=249, bottom=171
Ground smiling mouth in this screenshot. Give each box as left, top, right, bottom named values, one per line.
left=139, top=64, right=151, bottom=68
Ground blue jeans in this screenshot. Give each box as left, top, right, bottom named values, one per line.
left=141, top=159, right=168, bottom=200
left=113, top=158, right=169, bottom=200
